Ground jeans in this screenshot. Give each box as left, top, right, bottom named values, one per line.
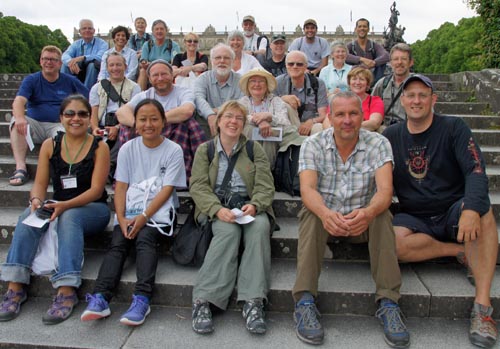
left=1, top=203, right=110, bottom=288
left=61, top=60, right=100, bottom=90
left=93, top=225, right=161, bottom=301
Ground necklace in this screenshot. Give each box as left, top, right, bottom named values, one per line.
left=64, top=134, right=88, bottom=175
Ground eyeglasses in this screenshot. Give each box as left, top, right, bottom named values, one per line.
left=185, top=39, right=199, bottom=44
left=222, top=114, right=245, bottom=122
left=41, top=57, right=60, bottom=63
left=62, top=110, right=90, bottom=118
left=286, top=62, right=305, bottom=67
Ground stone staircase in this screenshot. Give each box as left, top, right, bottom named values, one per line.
left=0, top=72, right=499, bottom=348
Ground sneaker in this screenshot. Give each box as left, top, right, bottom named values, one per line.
left=242, top=298, right=266, bottom=334
left=375, top=298, right=410, bottom=348
left=120, top=295, right=150, bottom=326
left=457, top=251, right=475, bottom=286
left=294, top=293, right=324, bottom=345
left=470, top=303, right=498, bottom=348
left=0, top=289, right=27, bottom=322
left=81, top=293, right=111, bottom=321
left=192, top=300, right=214, bottom=334
left=42, top=292, right=79, bottom=325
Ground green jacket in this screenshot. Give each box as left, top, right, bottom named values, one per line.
left=189, top=136, right=275, bottom=227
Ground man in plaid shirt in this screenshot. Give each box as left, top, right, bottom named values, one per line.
left=291, top=91, right=409, bottom=348
left=116, top=59, right=206, bottom=181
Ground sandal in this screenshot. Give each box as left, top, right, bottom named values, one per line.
left=9, top=169, right=29, bottom=186
left=42, top=293, right=79, bottom=325
left=0, top=289, right=27, bottom=322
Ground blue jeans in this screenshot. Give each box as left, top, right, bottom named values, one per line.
left=61, top=61, right=100, bottom=90
left=1, top=202, right=110, bottom=288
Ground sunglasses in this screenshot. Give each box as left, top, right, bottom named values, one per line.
left=185, top=39, right=199, bottom=44
left=62, top=110, right=90, bottom=118
left=286, top=62, right=305, bottom=67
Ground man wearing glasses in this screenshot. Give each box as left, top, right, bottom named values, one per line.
left=9, top=46, right=88, bottom=186
left=383, top=75, right=498, bottom=349
left=61, top=19, right=108, bottom=89
left=275, top=50, right=328, bottom=136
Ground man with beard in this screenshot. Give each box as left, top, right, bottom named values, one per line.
left=116, top=59, right=205, bottom=180
left=346, top=18, right=389, bottom=84
left=371, top=43, right=413, bottom=126
left=194, top=44, right=243, bottom=137
left=242, top=15, right=268, bottom=57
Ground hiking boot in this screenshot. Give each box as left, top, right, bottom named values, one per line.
left=43, top=292, right=79, bottom=325
left=457, top=251, right=475, bottom=286
left=0, top=289, right=27, bottom=322
left=470, top=303, right=498, bottom=348
left=192, top=300, right=214, bottom=334
left=375, top=298, right=410, bottom=348
left=81, top=293, right=111, bottom=321
left=120, top=295, right=150, bottom=326
left=242, top=298, right=266, bottom=334
left=294, top=293, right=324, bottom=345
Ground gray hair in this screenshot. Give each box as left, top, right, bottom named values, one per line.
left=286, top=50, right=308, bottom=65
left=227, top=30, right=245, bottom=42
left=390, top=43, right=412, bottom=60
left=330, top=40, right=348, bottom=53
left=210, top=43, right=235, bottom=61
left=329, top=91, right=363, bottom=113
left=79, top=19, right=94, bottom=29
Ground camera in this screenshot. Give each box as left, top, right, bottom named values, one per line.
left=216, top=191, right=249, bottom=210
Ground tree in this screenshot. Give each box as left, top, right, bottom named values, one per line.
left=0, top=16, right=69, bottom=73
left=466, top=0, right=500, bottom=68
left=411, top=17, right=483, bottom=73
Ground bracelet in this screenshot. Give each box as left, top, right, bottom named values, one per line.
left=141, top=211, right=150, bottom=220
left=29, top=196, right=42, bottom=207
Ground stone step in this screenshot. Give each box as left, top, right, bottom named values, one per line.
left=0, top=299, right=483, bottom=349
left=435, top=101, right=489, bottom=115
left=426, top=73, right=451, bottom=82
left=472, top=129, right=500, bottom=147
left=0, top=89, right=18, bottom=99
left=0, top=110, right=13, bottom=123
left=0, top=74, right=27, bottom=82
left=431, top=81, right=457, bottom=91
left=435, top=90, right=473, bottom=103
left=1, top=245, right=498, bottom=319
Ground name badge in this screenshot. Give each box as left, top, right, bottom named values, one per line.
left=61, top=175, right=77, bottom=189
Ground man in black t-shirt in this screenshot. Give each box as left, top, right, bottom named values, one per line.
left=262, top=34, right=287, bottom=77
left=383, top=74, right=498, bottom=349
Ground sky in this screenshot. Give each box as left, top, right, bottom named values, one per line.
left=3, top=0, right=476, bottom=44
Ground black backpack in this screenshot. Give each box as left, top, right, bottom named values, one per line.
left=273, top=145, right=301, bottom=196
left=255, top=35, right=271, bottom=63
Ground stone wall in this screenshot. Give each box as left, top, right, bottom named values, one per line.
left=450, top=69, right=500, bottom=115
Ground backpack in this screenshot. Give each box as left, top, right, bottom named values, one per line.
left=148, top=38, right=173, bottom=59
left=350, top=39, right=376, bottom=58
left=273, top=145, right=301, bottom=197
left=256, top=35, right=271, bottom=62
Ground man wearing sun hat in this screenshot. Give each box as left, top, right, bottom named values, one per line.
left=288, top=19, right=329, bottom=76
left=262, top=34, right=288, bottom=77
left=383, top=74, right=498, bottom=349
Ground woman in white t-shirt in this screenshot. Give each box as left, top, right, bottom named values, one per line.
left=81, top=98, right=186, bottom=326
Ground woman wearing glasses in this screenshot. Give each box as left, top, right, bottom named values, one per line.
left=172, top=32, right=208, bottom=83
left=0, top=95, right=110, bottom=324
left=190, top=101, right=274, bottom=335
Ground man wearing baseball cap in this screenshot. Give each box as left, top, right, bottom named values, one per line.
left=288, top=19, right=329, bottom=76
left=383, top=74, right=498, bottom=349
left=261, top=34, right=287, bottom=77
left=242, top=15, right=268, bottom=57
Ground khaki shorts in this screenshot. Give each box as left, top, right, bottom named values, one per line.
left=10, top=116, right=64, bottom=144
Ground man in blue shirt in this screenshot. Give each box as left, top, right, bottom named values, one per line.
left=9, top=46, right=88, bottom=186
left=61, top=19, right=108, bottom=89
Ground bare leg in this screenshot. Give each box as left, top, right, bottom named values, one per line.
left=9, top=127, right=28, bottom=185
left=466, top=209, right=498, bottom=306
left=395, top=226, right=463, bottom=262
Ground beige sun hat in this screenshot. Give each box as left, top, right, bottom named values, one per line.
left=239, top=68, right=277, bottom=95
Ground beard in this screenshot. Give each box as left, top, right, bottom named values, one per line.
left=244, top=30, right=254, bottom=37
left=215, top=66, right=231, bottom=77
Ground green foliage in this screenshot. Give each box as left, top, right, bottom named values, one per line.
left=0, top=16, right=69, bottom=73
left=466, top=0, right=500, bottom=68
left=411, top=17, right=483, bottom=73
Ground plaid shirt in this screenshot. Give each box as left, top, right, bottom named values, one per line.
left=298, top=128, right=393, bottom=215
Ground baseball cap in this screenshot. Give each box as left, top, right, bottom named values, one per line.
left=271, top=34, right=286, bottom=43
left=402, top=74, right=434, bottom=91
left=243, top=15, right=255, bottom=23
left=303, top=19, right=317, bottom=28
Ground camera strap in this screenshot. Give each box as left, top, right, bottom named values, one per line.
left=219, top=148, right=240, bottom=196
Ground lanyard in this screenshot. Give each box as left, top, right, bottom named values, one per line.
left=64, top=134, right=88, bottom=175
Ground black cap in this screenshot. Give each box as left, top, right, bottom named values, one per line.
left=271, top=34, right=286, bottom=43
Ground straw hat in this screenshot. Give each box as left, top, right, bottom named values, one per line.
left=239, top=68, right=277, bottom=96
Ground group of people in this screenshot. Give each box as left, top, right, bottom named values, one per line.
left=0, top=14, right=497, bottom=349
